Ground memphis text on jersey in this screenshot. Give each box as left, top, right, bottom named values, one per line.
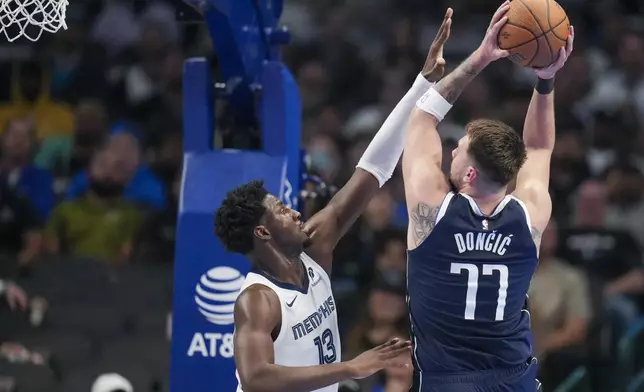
left=454, top=231, right=513, bottom=256
left=292, top=295, right=336, bottom=340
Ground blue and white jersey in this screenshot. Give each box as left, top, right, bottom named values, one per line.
left=235, top=253, right=340, bottom=392
left=407, top=192, right=537, bottom=382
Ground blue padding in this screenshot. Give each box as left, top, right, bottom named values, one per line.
left=170, top=150, right=288, bottom=392
left=179, top=151, right=287, bottom=213
left=183, top=59, right=214, bottom=154
left=259, top=61, right=301, bottom=209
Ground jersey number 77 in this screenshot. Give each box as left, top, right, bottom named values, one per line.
left=450, top=263, right=509, bottom=321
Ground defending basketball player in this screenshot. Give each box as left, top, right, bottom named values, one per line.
left=213, top=10, right=454, bottom=392
left=402, top=3, right=573, bottom=391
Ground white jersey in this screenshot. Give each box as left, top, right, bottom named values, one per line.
left=235, top=253, right=341, bottom=392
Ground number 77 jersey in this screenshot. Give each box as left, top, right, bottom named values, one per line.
left=407, top=192, right=537, bottom=379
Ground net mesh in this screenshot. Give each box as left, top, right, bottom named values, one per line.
left=0, top=0, right=68, bottom=42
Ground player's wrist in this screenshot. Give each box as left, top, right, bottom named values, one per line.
left=415, top=73, right=435, bottom=88
left=343, top=360, right=360, bottom=379
left=416, top=88, right=453, bottom=122
left=535, top=77, right=555, bottom=94
left=471, top=48, right=493, bottom=70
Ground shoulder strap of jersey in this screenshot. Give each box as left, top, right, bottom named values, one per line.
left=238, top=274, right=289, bottom=344
left=508, top=195, right=532, bottom=230
left=300, top=252, right=331, bottom=285
left=434, top=191, right=456, bottom=225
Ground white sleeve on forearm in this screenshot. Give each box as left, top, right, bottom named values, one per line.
left=357, top=73, right=433, bottom=187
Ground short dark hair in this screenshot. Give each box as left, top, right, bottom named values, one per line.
left=466, top=119, right=527, bottom=186
left=214, top=180, right=268, bottom=254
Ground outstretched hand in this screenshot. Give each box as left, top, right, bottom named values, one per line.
left=533, top=25, right=575, bottom=79
left=476, top=1, right=511, bottom=64
left=348, top=338, right=412, bottom=379
left=422, top=8, right=453, bottom=82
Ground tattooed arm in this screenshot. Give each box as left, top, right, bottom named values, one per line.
left=402, top=98, right=449, bottom=250
left=402, top=53, right=491, bottom=249
left=433, top=53, right=488, bottom=104
left=402, top=3, right=513, bottom=250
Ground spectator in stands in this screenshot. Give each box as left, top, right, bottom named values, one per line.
left=584, top=31, right=644, bottom=125
left=0, top=180, right=43, bottom=265
left=371, top=363, right=413, bottom=392
left=0, top=278, right=28, bottom=311
left=346, top=270, right=408, bottom=355
left=65, top=131, right=166, bottom=210
left=44, top=148, right=143, bottom=263
left=35, top=99, right=109, bottom=180
left=133, top=170, right=179, bottom=264
left=148, top=131, right=182, bottom=188
left=559, top=180, right=643, bottom=339
left=334, top=189, right=396, bottom=295
left=604, top=162, right=644, bottom=248
left=549, top=131, right=590, bottom=223
left=0, top=117, right=54, bottom=219
left=137, top=48, right=184, bottom=148
left=530, top=219, right=591, bottom=391
left=0, top=61, right=74, bottom=140
left=364, top=189, right=396, bottom=233
left=373, top=228, right=406, bottom=273
left=107, top=17, right=176, bottom=120
left=306, top=133, right=342, bottom=185
left=345, top=269, right=410, bottom=392
left=49, top=21, right=110, bottom=104
left=586, top=110, right=623, bottom=177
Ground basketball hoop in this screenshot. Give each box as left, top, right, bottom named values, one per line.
left=0, top=0, right=68, bottom=42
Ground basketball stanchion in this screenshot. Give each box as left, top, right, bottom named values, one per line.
left=171, top=1, right=298, bottom=391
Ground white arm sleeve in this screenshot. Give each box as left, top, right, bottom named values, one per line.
left=357, top=74, right=433, bottom=187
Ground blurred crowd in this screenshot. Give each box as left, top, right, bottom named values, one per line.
left=0, top=0, right=643, bottom=391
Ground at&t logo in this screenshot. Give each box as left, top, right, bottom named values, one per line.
left=194, top=266, right=244, bottom=325
left=188, top=266, right=244, bottom=358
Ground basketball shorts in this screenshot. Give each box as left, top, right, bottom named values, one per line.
left=412, top=358, right=541, bottom=392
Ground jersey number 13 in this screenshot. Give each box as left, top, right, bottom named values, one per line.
left=450, top=263, right=509, bottom=321
left=313, top=328, right=337, bottom=364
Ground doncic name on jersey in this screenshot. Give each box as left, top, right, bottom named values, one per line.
left=187, top=266, right=245, bottom=358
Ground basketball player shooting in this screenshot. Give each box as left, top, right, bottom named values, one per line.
left=213, top=10, right=453, bottom=392
left=402, top=3, right=573, bottom=392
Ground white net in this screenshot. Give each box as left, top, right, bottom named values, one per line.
left=0, top=0, right=68, bottom=42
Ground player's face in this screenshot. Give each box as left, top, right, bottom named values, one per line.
left=261, top=195, right=309, bottom=251
left=449, top=136, right=475, bottom=189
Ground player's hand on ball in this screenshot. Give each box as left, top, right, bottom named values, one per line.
left=422, top=8, right=452, bottom=82
left=348, top=338, right=412, bottom=379
left=476, top=1, right=511, bottom=64
left=533, top=25, right=574, bottom=80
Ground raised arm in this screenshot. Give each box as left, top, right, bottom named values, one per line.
left=234, top=285, right=411, bottom=392
left=402, top=3, right=510, bottom=249
left=302, top=10, right=453, bottom=272
left=512, top=27, right=574, bottom=244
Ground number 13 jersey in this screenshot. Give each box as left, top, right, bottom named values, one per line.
left=235, top=253, right=341, bottom=392
left=407, top=192, right=536, bottom=378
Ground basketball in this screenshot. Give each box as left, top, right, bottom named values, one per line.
left=497, top=0, right=570, bottom=68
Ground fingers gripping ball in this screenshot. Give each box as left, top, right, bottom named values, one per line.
left=497, top=0, right=570, bottom=68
